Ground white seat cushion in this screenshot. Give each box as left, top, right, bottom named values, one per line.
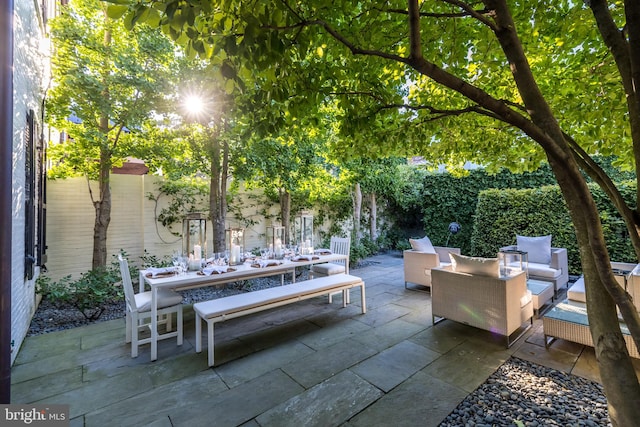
left=567, top=276, right=586, bottom=303
left=526, top=262, right=561, bottom=279
left=135, top=289, right=183, bottom=312
left=311, top=263, right=346, bottom=275
left=195, top=274, right=363, bottom=319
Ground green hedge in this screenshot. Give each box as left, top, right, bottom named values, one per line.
left=390, top=166, right=558, bottom=253
left=470, top=182, right=637, bottom=275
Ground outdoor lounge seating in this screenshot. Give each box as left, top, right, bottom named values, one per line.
left=118, top=255, right=184, bottom=358
left=567, top=262, right=640, bottom=310
left=545, top=261, right=640, bottom=357
left=193, top=273, right=366, bottom=366
left=500, top=235, right=569, bottom=292
left=431, top=254, right=533, bottom=347
left=544, top=303, right=639, bottom=358
left=403, top=236, right=460, bottom=291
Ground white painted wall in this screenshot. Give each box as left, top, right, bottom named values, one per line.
left=11, top=0, right=48, bottom=364
left=45, top=175, right=327, bottom=279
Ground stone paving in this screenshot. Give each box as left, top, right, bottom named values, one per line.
left=10, top=252, right=639, bottom=426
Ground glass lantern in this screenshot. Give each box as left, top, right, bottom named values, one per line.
left=182, top=213, right=206, bottom=270
left=266, top=223, right=286, bottom=259
left=225, top=227, right=245, bottom=265
left=498, top=249, right=528, bottom=277
left=294, top=212, right=314, bottom=253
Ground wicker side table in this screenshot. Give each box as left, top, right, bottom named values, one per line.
left=527, top=279, right=554, bottom=317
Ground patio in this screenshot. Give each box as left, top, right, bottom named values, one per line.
left=10, top=252, right=640, bottom=426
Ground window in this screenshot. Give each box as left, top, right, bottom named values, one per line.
left=24, top=109, right=47, bottom=280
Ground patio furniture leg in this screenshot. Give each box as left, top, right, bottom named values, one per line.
left=125, top=312, right=132, bottom=343
left=132, top=314, right=139, bottom=358
left=195, top=314, right=202, bottom=353
left=207, top=320, right=215, bottom=367
left=177, top=308, right=183, bottom=346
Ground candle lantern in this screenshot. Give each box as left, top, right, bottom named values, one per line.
left=225, top=227, right=245, bottom=265
left=182, top=213, right=206, bottom=270
left=267, top=223, right=286, bottom=259
left=294, top=212, right=314, bottom=253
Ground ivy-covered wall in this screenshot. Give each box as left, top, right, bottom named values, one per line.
left=470, top=182, right=636, bottom=275
left=386, top=159, right=635, bottom=273
left=388, top=165, right=558, bottom=253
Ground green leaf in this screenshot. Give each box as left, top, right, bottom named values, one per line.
left=225, top=78, right=235, bottom=94
left=106, top=5, right=129, bottom=19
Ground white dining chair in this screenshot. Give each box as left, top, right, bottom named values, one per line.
left=118, top=255, right=184, bottom=358
left=309, top=236, right=351, bottom=303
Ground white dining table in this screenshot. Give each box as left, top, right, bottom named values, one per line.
left=140, top=253, right=349, bottom=361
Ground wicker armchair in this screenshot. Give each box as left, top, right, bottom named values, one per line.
left=431, top=265, right=533, bottom=347
left=403, top=246, right=461, bottom=291
left=499, top=244, right=569, bottom=292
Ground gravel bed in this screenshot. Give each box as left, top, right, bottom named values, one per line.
left=439, top=357, right=611, bottom=427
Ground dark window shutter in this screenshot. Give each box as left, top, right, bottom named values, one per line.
left=24, top=110, right=36, bottom=280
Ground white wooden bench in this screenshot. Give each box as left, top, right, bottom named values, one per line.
left=194, top=274, right=367, bottom=366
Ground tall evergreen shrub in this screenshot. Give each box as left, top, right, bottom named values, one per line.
left=470, top=182, right=636, bottom=274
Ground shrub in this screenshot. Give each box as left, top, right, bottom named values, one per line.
left=470, top=182, right=637, bottom=275
left=36, top=265, right=123, bottom=321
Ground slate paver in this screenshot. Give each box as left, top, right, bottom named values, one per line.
left=282, top=339, right=378, bottom=388
left=84, top=369, right=228, bottom=426
left=351, top=340, right=440, bottom=392
left=11, top=367, right=83, bottom=403
left=345, top=370, right=468, bottom=427
left=215, top=340, right=316, bottom=387
left=255, top=370, right=383, bottom=427
left=34, top=367, right=155, bottom=419
left=296, top=318, right=371, bottom=350
left=9, top=253, right=613, bottom=427
left=421, top=339, right=511, bottom=393
left=352, top=317, right=426, bottom=352
left=168, top=369, right=305, bottom=427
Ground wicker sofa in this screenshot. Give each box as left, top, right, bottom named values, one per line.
left=431, top=264, right=533, bottom=347
left=403, top=246, right=461, bottom=290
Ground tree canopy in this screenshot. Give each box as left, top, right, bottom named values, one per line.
left=111, top=1, right=640, bottom=422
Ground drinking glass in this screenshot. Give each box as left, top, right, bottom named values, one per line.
left=179, top=256, right=188, bottom=275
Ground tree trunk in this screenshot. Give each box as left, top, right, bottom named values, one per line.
left=369, top=192, right=377, bottom=241
left=481, top=1, right=640, bottom=423
left=91, top=146, right=111, bottom=269
left=209, top=133, right=228, bottom=253
left=352, top=182, right=362, bottom=240
left=279, top=189, right=291, bottom=244
left=91, top=20, right=112, bottom=270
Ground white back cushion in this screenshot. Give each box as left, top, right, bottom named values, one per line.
left=517, top=235, right=552, bottom=264
left=450, top=253, right=500, bottom=277
left=409, top=236, right=436, bottom=253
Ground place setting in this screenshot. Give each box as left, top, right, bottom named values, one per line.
left=198, top=252, right=236, bottom=275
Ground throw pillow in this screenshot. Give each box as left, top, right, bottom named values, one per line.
left=450, top=253, right=500, bottom=277
left=516, top=235, right=552, bottom=264
left=409, top=236, right=436, bottom=253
